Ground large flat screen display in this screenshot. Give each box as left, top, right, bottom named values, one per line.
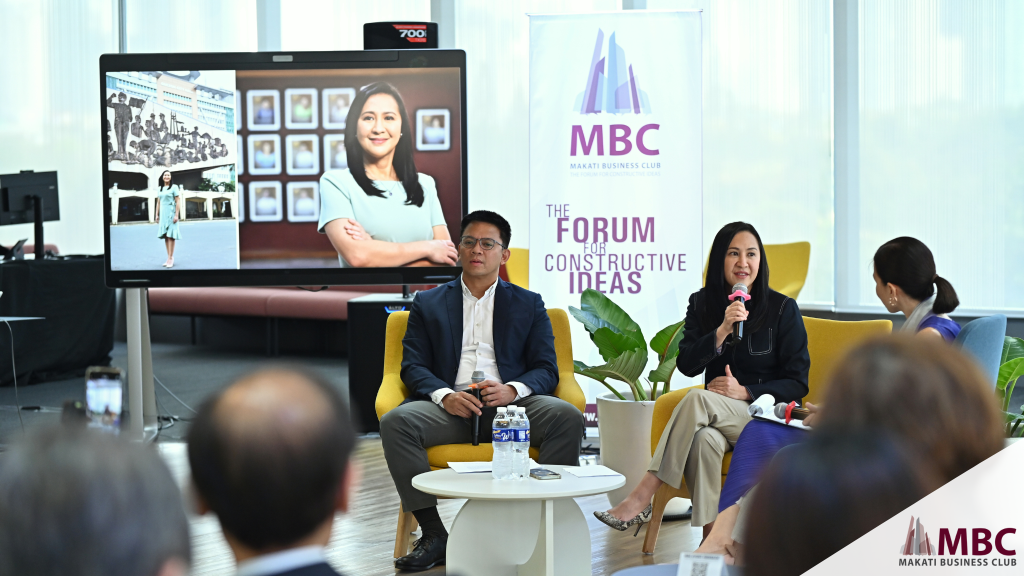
left=100, top=50, right=466, bottom=287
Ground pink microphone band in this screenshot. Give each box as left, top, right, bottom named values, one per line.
left=728, top=290, right=752, bottom=302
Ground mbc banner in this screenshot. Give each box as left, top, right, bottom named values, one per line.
left=528, top=11, right=703, bottom=405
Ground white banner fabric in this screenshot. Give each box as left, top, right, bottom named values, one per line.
left=528, top=11, right=703, bottom=403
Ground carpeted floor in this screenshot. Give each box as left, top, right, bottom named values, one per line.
left=0, top=341, right=349, bottom=445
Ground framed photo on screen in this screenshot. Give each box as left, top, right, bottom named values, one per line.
left=323, top=88, right=356, bottom=130
left=286, top=182, right=320, bottom=223
left=249, top=181, right=282, bottom=222
left=323, top=134, right=347, bottom=171
left=248, top=134, right=281, bottom=175
left=285, top=88, right=318, bottom=130
left=247, top=89, right=280, bottom=131
left=237, top=183, right=244, bottom=222
left=285, top=134, right=320, bottom=176
left=416, top=109, right=450, bottom=151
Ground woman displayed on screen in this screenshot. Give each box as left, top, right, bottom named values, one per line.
left=317, top=81, right=456, bottom=268
left=153, top=170, right=181, bottom=269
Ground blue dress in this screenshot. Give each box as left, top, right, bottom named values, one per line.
left=716, top=317, right=961, bottom=512
left=157, top=185, right=181, bottom=240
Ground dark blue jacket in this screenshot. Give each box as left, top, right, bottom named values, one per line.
left=400, top=278, right=559, bottom=401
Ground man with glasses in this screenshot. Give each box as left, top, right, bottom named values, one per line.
left=380, top=210, right=585, bottom=572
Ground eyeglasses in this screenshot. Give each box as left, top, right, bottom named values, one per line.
left=459, top=236, right=506, bottom=251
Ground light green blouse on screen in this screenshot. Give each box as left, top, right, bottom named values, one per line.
left=318, top=169, right=447, bottom=267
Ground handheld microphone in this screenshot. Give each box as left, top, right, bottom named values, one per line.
left=773, top=402, right=811, bottom=424
left=470, top=371, right=485, bottom=445
left=728, top=283, right=751, bottom=342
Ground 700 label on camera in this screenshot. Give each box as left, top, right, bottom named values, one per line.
left=399, top=29, right=427, bottom=38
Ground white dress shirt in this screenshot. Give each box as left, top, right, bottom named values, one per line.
left=236, top=545, right=327, bottom=576
left=430, top=276, right=533, bottom=406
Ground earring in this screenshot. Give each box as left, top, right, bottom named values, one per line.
left=888, top=297, right=893, bottom=306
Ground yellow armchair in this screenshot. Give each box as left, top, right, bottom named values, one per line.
left=505, top=247, right=530, bottom=289
left=376, top=307, right=584, bottom=556
left=640, top=315, right=892, bottom=553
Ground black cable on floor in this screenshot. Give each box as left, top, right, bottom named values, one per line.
left=5, top=321, right=24, bottom=435
left=154, top=374, right=198, bottom=415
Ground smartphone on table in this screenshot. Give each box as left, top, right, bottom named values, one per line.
left=85, top=367, right=124, bottom=433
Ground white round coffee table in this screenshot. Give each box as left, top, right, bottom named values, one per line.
left=412, top=465, right=625, bottom=576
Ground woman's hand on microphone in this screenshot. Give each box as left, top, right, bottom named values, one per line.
left=716, top=299, right=749, bottom=347
left=707, top=365, right=751, bottom=400
left=802, top=402, right=820, bottom=427
left=426, top=239, right=458, bottom=266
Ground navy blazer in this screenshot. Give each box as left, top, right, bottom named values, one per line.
left=676, top=288, right=810, bottom=404
left=400, top=278, right=559, bottom=401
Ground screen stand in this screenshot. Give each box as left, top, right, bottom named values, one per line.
left=126, top=288, right=158, bottom=442
left=31, top=195, right=43, bottom=259
left=402, top=284, right=411, bottom=298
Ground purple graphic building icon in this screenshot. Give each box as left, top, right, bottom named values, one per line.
left=574, top=29, right=651, bottom=115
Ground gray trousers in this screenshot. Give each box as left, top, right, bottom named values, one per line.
left=380, top=395, right=585, bottom=512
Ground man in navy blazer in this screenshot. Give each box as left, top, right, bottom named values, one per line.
left=381, top=211, right=585, bottom=572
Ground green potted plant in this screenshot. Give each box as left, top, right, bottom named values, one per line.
left=998, top=336, right=1024, bottom=439
left=569, top=288, right=689, bottom=508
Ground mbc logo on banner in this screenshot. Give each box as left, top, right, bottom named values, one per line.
left=529, top=11, right=703, bottom=402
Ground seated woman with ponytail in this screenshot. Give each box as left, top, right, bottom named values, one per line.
left=873, top=236, right=961, bottom=341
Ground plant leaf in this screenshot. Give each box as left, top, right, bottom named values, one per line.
left=1001, top=336, right=1024, bottom=366
left=568, top=306, right=616, bottom=336
left=592, top=326, right=646, bottom=362
left=579, top=289, right=644, bottom=340
left=997, top=357, right=1024, bottom=411
left=650, top=320, right=685, bottom=362
left=648, top=353, right=679, bottom=384
left=573, top=349, right=648, bottom=401
left=573, top=360, right=628, bottom=400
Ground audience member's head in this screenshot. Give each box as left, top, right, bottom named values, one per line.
left=187, top=367, right=357, bottom=556
left=0, top=427, right=191, bottom=576
left=744, top=432, right=932, bottom=576
left=743, top=335, right=1004, bottom=574
left=817, top=334, right=1003, bottom=482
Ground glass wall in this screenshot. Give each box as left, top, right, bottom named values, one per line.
left=649, top=0, right=836, bottom=306
left=0, top=0, right=117, bottom=255
left=853, top=0, right=1024, bottom=313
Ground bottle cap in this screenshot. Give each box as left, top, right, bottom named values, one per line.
left=517, top=407, right=526, bottom=414
left=497, top=407, right=507, bottom=413
left=507, top=405, right=517, bottom=413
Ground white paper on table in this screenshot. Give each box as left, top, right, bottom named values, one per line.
left=677, top=552, right=725, bottom=576
left=560, top=465, right=623, bottom=478
left=448, top=459, right=540, bottom=474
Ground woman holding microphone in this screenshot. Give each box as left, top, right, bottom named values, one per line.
left=594, top=222, right=811, bottom=538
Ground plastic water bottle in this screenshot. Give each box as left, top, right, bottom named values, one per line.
left=492, top=407, right=512, bottom=480
left=512, top=407, right=531, bottom=480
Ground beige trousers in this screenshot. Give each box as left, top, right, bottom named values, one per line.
left=648, top=388, right=752, bottom=526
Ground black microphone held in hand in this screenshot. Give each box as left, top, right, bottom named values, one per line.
left=729, top=283, right=749, bottom=342
left=471, top=371, right=485, bottom=446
